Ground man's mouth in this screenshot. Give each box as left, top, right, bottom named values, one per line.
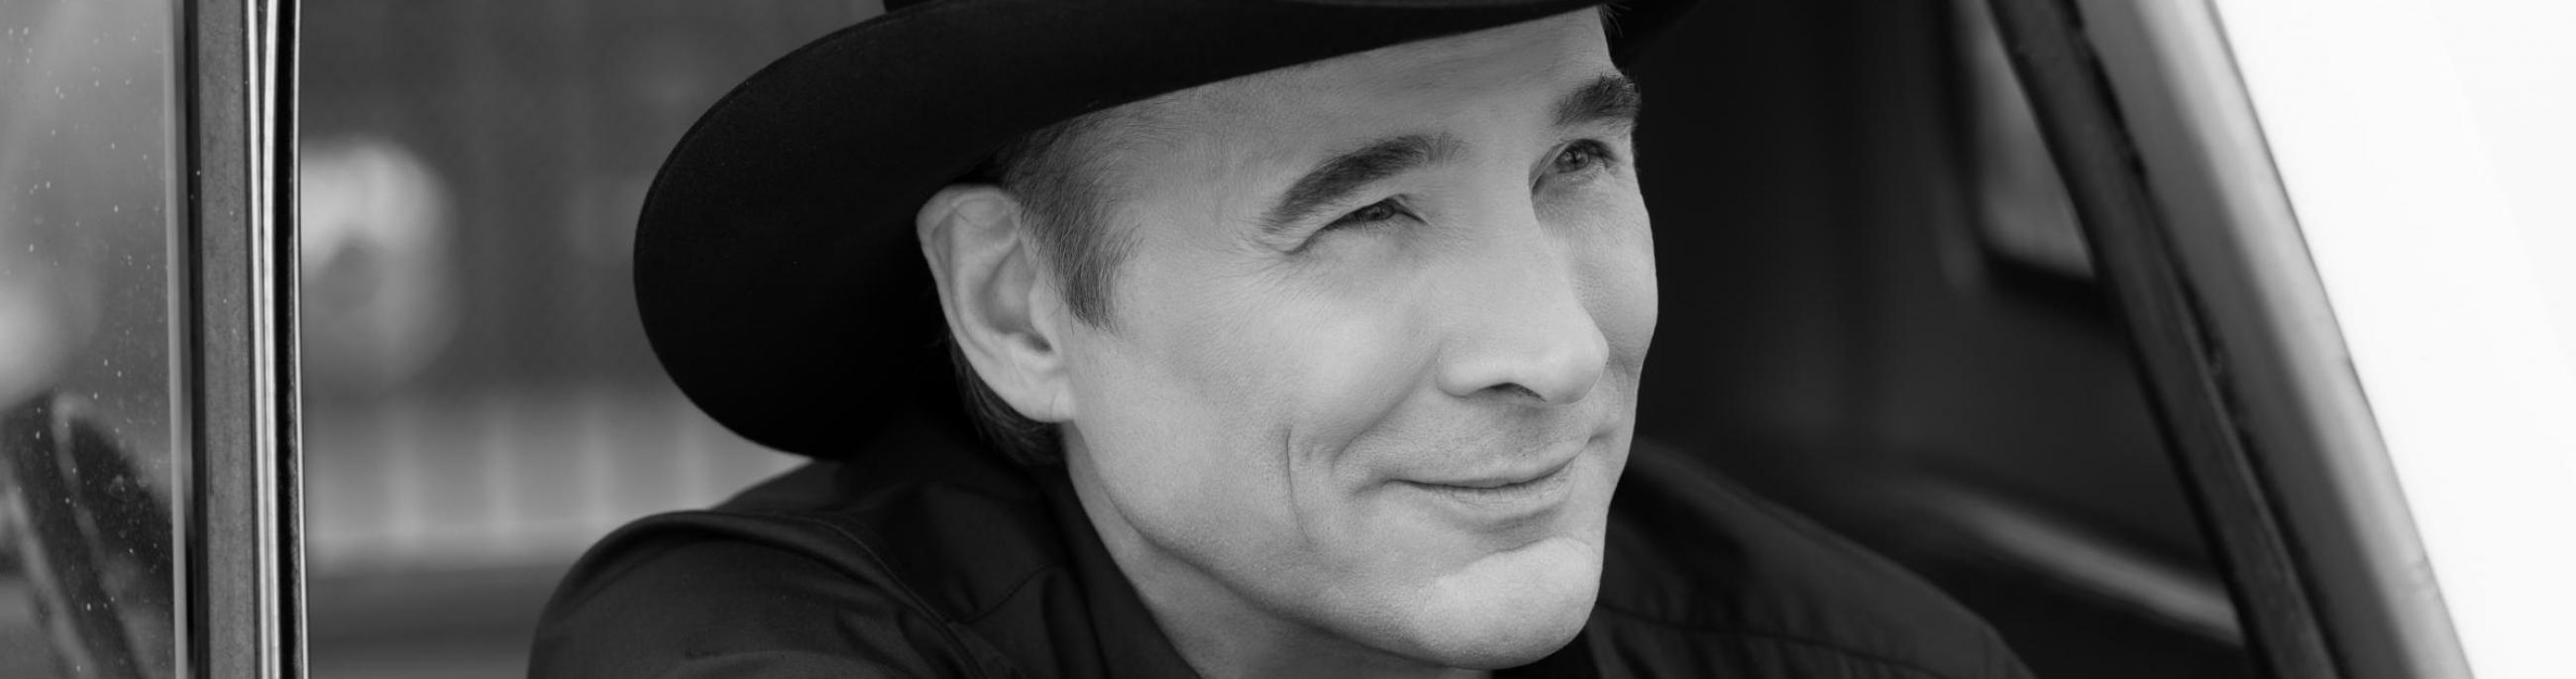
left=1398, top=456, right=1579, bottom=509
left=1417, top=457, right=1574, bottom=489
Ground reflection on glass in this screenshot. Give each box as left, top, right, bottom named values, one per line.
left=0, top=0, right=181, bottom=677
left=1959, top=0, right=2092, bottom=281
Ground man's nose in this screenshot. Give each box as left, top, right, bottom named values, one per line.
left=1433, top=223, right=1611, bottom=407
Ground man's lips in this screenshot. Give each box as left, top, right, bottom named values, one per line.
left=1406, top=454, right=1579, bottom=491
left=1395, top=455, right=1579, bottom=522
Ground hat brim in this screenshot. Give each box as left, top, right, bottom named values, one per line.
left=635, top=0, right=1698, bottom=458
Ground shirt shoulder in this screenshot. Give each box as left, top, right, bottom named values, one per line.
left=1589, top=441, right=2035, bottom=679
left=531, top=416, right=1198, bottom=679
left=527, top=504, right=1013, bottom=678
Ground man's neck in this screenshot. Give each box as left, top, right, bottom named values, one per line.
left=1062, top=453, right=1492, bottom=678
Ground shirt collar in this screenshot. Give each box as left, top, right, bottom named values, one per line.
left=1028, top=466, right=1207, bottom=676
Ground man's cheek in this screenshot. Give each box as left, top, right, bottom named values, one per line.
left=1577, top=215, right=1659, bottom=369
left=1079, top=371, right=1295, bottom=559
left=1263, top=296, right=1437, bottom=466
left=1603, top=265, right=1658, bottom=370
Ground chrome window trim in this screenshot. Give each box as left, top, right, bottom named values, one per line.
left=1984, top=0, right=2470, bottom=677
left=184, top=0, right=302, bottom=675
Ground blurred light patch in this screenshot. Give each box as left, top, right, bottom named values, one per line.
left=300, top=136, right=456, bottom=394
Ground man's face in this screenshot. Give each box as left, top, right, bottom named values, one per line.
left=1056, top=11, right=1656, bottom=669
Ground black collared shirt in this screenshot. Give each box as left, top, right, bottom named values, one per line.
left=531, top=417, right=2034, bottom=678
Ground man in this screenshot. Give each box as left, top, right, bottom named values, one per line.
left=535, top=1, right=2035, bottom=676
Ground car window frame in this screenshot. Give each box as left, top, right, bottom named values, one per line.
left=183, top=0, right=304, bottom=675
left=1982, top=0, right=2472, bottom=678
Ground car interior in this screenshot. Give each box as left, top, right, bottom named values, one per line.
left=1628, top=1, right=2253, bottom=677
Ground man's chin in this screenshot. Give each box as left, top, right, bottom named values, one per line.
left=1381, top=535, right=1604, bottom=669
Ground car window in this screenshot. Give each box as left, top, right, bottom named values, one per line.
left=0, top=0, right=185, bottom=676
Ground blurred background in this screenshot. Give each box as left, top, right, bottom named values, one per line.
left=1, top=0, right=2277, bottom=676
left=293, top=2, right=856, bottom=676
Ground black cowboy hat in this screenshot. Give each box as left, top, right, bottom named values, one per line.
left=635, top=0, right=1698, bottom=458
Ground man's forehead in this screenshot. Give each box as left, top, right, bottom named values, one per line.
left=1057, top=9, right=1621, bottom=224
left=1114, top=11, right=1617, bottom=160
left=1192, top=9, right=1612, bottom=113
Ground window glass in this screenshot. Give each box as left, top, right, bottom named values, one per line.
left=297, top=2, right=871, bottom=674
left=0, top=0, right=183, bottom=676
left=2214, top=1, right=2576, bottom=675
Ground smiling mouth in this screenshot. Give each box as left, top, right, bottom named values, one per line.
left=1400, top=457, right=1578, bottom=507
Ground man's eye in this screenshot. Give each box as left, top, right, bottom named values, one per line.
left=1326, top=198, right=1408, bottom=231
left=1550, top=140, right=1615, bottom=175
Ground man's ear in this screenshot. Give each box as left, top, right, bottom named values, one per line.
left=916, top=184, right=1077, bottom=423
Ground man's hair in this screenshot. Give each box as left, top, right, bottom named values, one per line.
left=948, top=109, right=1134, bottom=465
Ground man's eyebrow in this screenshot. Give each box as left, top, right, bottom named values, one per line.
left=1556, top=72, right=1643, bottom=131
left=1260, top=133, right=1462, bottom=234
